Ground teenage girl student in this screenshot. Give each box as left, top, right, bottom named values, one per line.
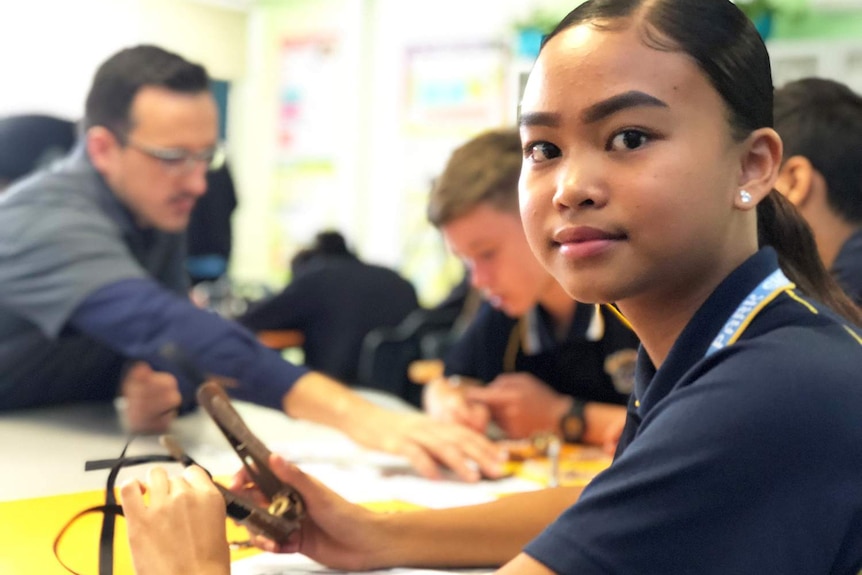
left=121, top=0, right=862, bottom=573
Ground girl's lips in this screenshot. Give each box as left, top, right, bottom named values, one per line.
left=553, top=226, right=625, bottom=244
left=552, top=226, right=626, bottom=259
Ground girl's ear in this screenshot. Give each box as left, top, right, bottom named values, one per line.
left=735, top=127, right=783, bottom=210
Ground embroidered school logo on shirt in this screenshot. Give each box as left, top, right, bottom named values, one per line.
left=604, top=349, right=638, bottom=395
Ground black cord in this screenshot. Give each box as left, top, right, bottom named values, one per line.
left=55, top=401, right=181, bottom=575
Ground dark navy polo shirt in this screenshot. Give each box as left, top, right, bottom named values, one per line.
left=832, top=228, right=862, bottom=306
left=444, top=301, right=639, bottom=405
left=239, top=255, right=419, bottom=384
left=524, top=248, right=862, bottom=574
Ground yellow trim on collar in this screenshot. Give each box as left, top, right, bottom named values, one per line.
left=602, top=303, right=634, bottom=331
left=785, top=288, right=818, bottom=315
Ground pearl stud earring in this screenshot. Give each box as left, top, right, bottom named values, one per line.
left=739, top=190, right=752, bottom=204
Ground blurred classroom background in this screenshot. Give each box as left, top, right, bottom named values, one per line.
left=2, top=0, right=862, bottom=306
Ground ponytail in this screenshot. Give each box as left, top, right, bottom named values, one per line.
left=757, top=190, right=862, bottom=326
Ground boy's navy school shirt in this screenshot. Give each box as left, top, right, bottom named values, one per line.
left=524, top=248, right=862, bottom=574
left=0, top=146, right=307, bottom=410
left=444, top=299, right=639, bottom=405
left=832, top=228, right=862, bottom=306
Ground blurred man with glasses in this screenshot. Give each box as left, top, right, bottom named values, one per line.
left=0, top=45, right=503, bottom=483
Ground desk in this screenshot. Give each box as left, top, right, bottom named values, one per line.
left=0, top=393, right=609, bottom=574
left=257, top=329, right=304, bottom=350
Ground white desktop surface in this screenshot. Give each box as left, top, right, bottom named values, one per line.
left=0, top=388, right=415, bottom=502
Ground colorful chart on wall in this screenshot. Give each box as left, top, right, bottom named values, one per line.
left=402, top=42, right=510, bottom=137
left=277, top=35, right=341, bottom=168
left=270, top=35, right=346, bottom=283
left=398, top=42, right=512, bottom=302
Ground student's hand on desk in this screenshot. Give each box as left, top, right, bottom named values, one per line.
left=120, top=361, right=182, bottom=434
left=422, top=375, right=490, bottom=433
left=284, top=372, right=505, bottom=482
left=465, top=373, right=571, bottom=439
left=350, top=407, right=506, bottom=482
left=232, top=454, right=385, bottom=571
left=121, top=466, right=231, bottom=575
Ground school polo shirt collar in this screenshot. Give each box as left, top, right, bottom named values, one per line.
left=631, top=248, right=781, bottom=418
left=527, top=301, right=597, bottom=354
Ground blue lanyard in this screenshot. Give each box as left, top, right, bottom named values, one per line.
left=705, top=268, right=794, bottom=358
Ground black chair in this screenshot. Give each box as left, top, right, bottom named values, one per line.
left=0, top=114, right=77, bottom=187
left=357, top=305, right=461, bottom=407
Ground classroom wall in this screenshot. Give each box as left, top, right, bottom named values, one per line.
left=234, top=0, right=577, bottom=302
left=227, top=0, right=366, bottom=287
left=0, top=0, right=247, bottom=118
left=775, top=5, right=862, bottom=38
left=233, top=0, right=862, bottom=304
left=1, top=0, right=861, bottom=303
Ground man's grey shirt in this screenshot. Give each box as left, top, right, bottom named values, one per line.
left=0, top=146, right=187, bottom=406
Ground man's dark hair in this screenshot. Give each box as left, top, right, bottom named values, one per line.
left=83, top=44, right=210, bottom=140
left=774, top=78, right=862, bottom=225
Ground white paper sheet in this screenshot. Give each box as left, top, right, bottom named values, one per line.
left=231, top=551, right=495, bottom=574
left=273, top=438, right=543, bottom=509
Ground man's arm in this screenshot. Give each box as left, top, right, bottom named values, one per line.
left=285, top=372, right=503, bottom=480
left=237, top=284, right=304, bottom=332
left=72, top=278, right=505, bottom=481
left=71, top=278, right=305, bottom=409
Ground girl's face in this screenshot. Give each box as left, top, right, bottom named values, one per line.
left=519, top=22, right=753, bottom=307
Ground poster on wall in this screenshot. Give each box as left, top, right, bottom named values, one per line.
left=277, top=36, right=340, bottom=167
left=271, top=35, right=345, bottom=284
left=398, top=43, right=510, bottom=302
left=402, top=42, right=510, bottom=137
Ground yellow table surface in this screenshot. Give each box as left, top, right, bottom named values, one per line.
left=0, top=446, right=609, bottom=575
left=0, top=484, right=426, bottom=574
left=0, top=483, right=257, bottom=574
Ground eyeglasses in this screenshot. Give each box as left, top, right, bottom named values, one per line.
left=125, top=140, right=226, bottom=175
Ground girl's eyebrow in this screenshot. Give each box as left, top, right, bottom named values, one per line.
left=518, top=111, right=561, bottom=129
left=581, top=90, right=668, bottom=124
left=519, top=91, right=669, bottom=129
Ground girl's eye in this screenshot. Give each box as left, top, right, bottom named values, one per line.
left=608, top=129, right=649, bottom=151
left=524, top=142, right=561, bottom=163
